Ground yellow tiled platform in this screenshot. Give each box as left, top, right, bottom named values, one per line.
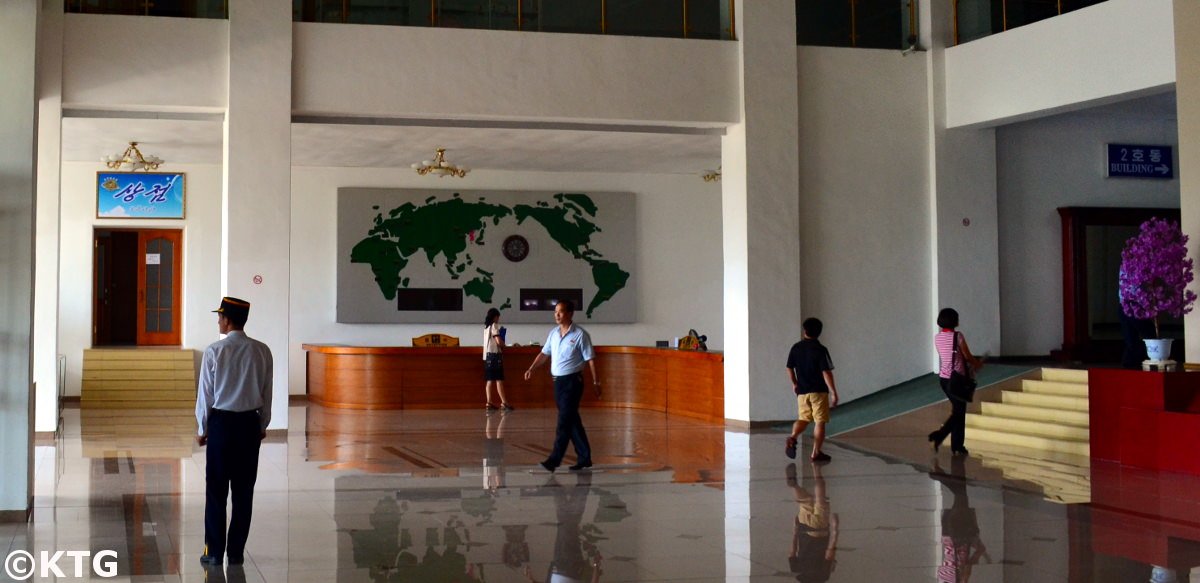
left=81, top=348, right=196, bottom=409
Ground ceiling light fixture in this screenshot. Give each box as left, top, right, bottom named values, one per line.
left=102, top=142, right=164, bottom=172
left=702, top=166, right=722, bottom=182
left=412, top=148, right=470, bottom=178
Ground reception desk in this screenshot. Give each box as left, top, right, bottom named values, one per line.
left=303, top=344, right=725, bottom=421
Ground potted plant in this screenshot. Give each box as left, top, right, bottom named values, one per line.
left=1118, top=217, right=1197, bottom=362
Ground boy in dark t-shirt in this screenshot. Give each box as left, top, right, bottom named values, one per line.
left=785, top=318, right=839, bottom=462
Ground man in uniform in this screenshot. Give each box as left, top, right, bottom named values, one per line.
left=196, top=297, right=273, bottom=566
left=525, top=300, right=601, bottom=472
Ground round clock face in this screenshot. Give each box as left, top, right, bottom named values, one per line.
left=502, top=235, right=530, bottom=262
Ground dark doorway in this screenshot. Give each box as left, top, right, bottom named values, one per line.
left=93, top=228, right=183, bottom=346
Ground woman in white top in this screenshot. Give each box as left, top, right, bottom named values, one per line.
left=484, top=308, right=513, bottom=411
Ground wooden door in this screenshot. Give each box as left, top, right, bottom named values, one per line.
left=136, top=230, right=183, bottom=345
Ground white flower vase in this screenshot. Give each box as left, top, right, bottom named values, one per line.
left=1144, top=338, right=1174, bottom=362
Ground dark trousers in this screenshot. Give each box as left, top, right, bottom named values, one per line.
left=548, top=373, right=591, bottom=466
left=933, top=377, right=968, bottom=450
left=205, top=409, right=262, bottom=560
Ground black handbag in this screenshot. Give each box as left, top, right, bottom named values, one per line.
left=946, top=333, right=976, bottom=403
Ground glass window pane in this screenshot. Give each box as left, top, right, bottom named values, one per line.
left=536, top=0, right=603, bottom=34
left=797, top=0, right=852, bottom=47
left=608, top=0, right=682, bottom=39
left=955, top=0, right=994, bottom=43
left=159, top=310, right=173, bottom=333
left=855, top=0, right=903, bottom=49
left=147, top=264, right=160, bottom=285
left=436, top=0, right=521, bottom=30
left=147, top=288, right=160, bottom=309
left=161, top=263, right=173, bottom=283
left=686, top=0, right=725, bottom=40
left=145, top=310, right=159, bottom=333
left=161, top=289, right=173, bottom=309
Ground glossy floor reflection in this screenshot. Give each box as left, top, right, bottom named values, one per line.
left=7, top=402, right=1200, bottom=582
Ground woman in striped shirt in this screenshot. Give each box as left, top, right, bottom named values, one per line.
left=929, top=308, right=984, bottom=456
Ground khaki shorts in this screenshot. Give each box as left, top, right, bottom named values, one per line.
left=796, top=392, right=831, bottom=423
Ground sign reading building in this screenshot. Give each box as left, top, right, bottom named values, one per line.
left=1107, top=144, right=1174, bottom=179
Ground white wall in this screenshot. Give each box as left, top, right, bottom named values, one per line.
left=289, top=167, right=723, bottom=395
left=56, top=162, right=224, bottom=398
left=293, top=23, right=739, bottom=125
left=997, top=110, right=1179, bottom=356
left=945, top=0, right=1177, bottom=129
left=797, top=47, right=934, bottom=402
left=62, top=13, right=228, bottom=112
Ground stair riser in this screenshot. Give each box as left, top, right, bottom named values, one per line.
left=965, top=427, right=1090, bottom=456
left=965, top=414, right=1089, bottom=440
left=1003, top=392, right=1089, bottom=412
left=979, top=402, right=1090, bottom=426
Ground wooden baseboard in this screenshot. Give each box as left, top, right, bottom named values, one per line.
left=0, top=506, right=31, bottom=523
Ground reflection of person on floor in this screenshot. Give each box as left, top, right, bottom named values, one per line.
left=930, top=456, right=990, bottom=583
left=483, top=409, right=508, bottom=491
left=786, top=462, right=838, bottom=583
left=525, top=473, right=602, bottom=583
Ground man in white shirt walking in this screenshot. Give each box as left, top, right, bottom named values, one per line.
left=525, top=300, right=601, bottom=472
left=196, top=297, right=273, bottom=567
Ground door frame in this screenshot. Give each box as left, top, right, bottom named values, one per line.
left=92, top=227, right=184, bottom=346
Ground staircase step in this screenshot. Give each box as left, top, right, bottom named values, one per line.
left=964, top=426, right=1090, bottom=456
left=980, top=402, right=1090, bottom=426
left=1002, top=391, right=1089, bottom=412
left=79, top=400, right=195, bottom=409
left=1021, top=379, right=1089, bottom=397
left=1040, top=368, right=1089, bottom=383
left=974, top=448, right=1090, bottom=478
left=965, top=413, right=1090, bottom=440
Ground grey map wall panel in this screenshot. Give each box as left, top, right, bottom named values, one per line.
left=337, top=188, right=637, bottom=323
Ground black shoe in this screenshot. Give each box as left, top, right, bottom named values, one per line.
left=811, top=452, right=832, bottom=463
left=928, top=432, right=943, bottom=453
left=228, top=555, right=244, bottom=566
left=951, top=447, right=969, bottom=456
left=501, top=404, right=515, bottom=412
left=200, top=554, right=222, bottom=566
left=539, top=460, right=557, bottom=473
left=785, top=437, right=797, bottom=459
left=569, top=460, right=592, bottom=471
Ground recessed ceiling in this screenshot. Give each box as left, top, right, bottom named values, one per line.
left=61, top=117, right=724, bottom=175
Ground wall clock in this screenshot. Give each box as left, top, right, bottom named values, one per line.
left=502, top=235, right=530, bottom=262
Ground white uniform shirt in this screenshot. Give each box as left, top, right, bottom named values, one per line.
left=195, top=330, right=273, bottom=435
left=483, top=323, right=504, bottom=359
left=541, top=324, right=594, bottom=377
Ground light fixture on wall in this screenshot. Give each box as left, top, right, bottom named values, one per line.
left=411, top=148, right=470, bottom=178
left=102, top=142, right=164, bottom=172
left=702, top=166, right=721, bottom=182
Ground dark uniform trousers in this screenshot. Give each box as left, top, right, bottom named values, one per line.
left=205, top=409, right=262, bottom=560
left=548, top=372, right=592, bottom=466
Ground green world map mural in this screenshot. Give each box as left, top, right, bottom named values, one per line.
left=337, top=188, right=637, bottom=324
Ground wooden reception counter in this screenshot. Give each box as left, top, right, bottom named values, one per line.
left=303, top=344, right=725, bottom=421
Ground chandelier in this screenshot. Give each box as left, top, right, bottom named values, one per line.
left=411, top=148, right=469, bottom=178
left=102, top=142, right=164, bottom=172
left=702, top=166, right=721, bottom=182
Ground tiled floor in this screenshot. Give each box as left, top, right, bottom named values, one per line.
left=5, top=400, right=1200, bottom=582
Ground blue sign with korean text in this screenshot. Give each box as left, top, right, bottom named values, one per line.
left=1107, top=144, right=1173, bottom=179
left=96, top=172, right=186, bottom=219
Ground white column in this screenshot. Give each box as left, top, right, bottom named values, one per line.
left=723, top=0, right=801, bottom=422
left=224, top=0, right=292, bottom=429
left=0, top=0, right=38, bottom=519
left=1177, top=0, right=1200, bottom=363
left=926, top=0, right=1001, bottom=356
left=34, top=2, right=64, bottom=433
